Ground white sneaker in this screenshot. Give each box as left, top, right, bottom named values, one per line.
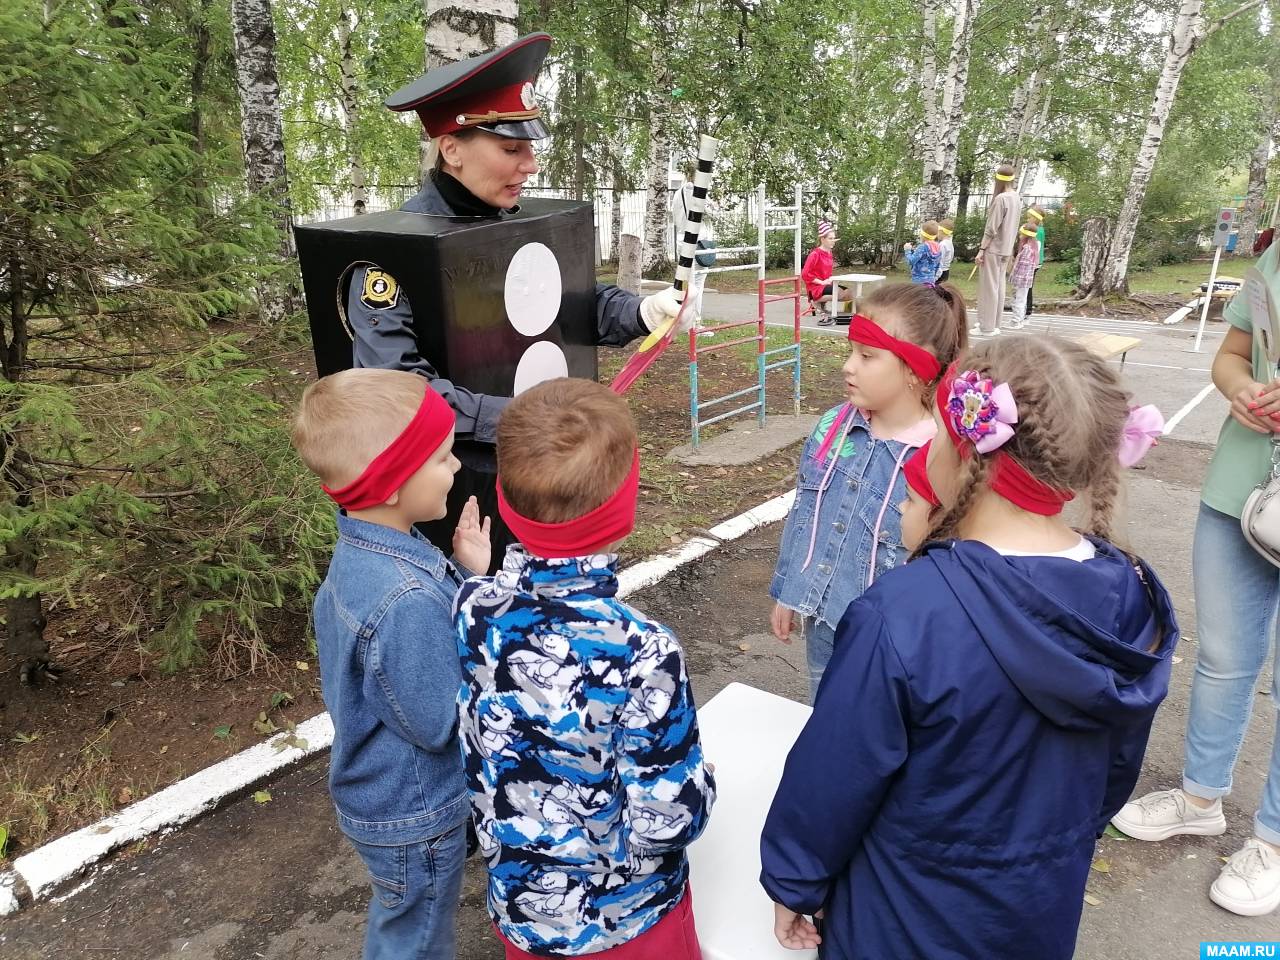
left=969, top=324, right=1001, bottom=337
left=1210, top=838, right=1280, bottom=916
left=1110, top=788, right=1227, bottom=841
left=1006, top=319, right=1026, bottom=330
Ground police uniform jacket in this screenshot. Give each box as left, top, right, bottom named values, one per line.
left=346, top=171, right=648, bottom=445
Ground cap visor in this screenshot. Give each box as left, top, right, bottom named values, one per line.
left=476, top=118, right=550, bottom=140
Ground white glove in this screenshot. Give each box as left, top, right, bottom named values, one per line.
left=640, top=285, right=698, bottom=335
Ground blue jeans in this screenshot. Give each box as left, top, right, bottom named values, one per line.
left=352, top=821, right=467, bottom=960
left=1186, top=504, right=1280, bottom=845
left=804, top=617, right=838, bottom=704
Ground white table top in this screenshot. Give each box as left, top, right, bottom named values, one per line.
left=688, top=683, right=817, bottom=960
left=830, top=272, right=885, bottom=284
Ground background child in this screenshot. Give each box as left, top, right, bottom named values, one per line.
left=1024, top=203, right=1047, bottom=316
left=903, top=220, right=942, bottom=284
left=769, top=282, right=968, bottom=701
left=936, top=218, right=956, bottom=281
left=1007, top=220, right=1041, bottom=330
left=761, top=336, right=1177, bottom=960
left=455, top=378, right=716, bottom=959
left=802, top=220, right=845, bottom=324
left=291, top=368, right=491, bottom=960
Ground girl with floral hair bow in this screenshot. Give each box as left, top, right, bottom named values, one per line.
left=762, top=335, right=1178, bottom=960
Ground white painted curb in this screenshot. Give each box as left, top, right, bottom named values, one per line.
left=0, top=491, right=795, bottom=916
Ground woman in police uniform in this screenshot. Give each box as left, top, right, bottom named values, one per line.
left=347, top=33, right=688, bottom=564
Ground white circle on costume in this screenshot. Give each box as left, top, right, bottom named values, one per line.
left=521, top=82, right=537, bottom=110
left=504, top=242, right=561, bottom=337
left=513, top=341, right=568, bottom=395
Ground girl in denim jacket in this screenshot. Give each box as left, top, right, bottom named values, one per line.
left=770, top=282, right=968, bottom=700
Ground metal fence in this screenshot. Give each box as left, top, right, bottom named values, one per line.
left=293, top=183, right=1076, bottom=265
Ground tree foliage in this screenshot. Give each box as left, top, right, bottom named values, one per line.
left=1, top=0, right=331, bottom=679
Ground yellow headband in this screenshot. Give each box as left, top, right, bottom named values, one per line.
left=995, top=172, right=1015, bottom=182
left=939, top=226, right=954, bottom=236
left=1019, top=227, right=1037, bottom=237
left=921, top=229, right=938, bottom=240
left=1028, top=209, right=1045, bottom=221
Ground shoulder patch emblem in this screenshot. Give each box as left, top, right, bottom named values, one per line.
left=360, top=269, right=399, bottom=310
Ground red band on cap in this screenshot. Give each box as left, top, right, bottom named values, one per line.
left=322, top=388, right=456, bottom=511
left=904, top=442, right=941, bottom=507
left=417, top=81, right=539, bottom=138
left=847, top=314, right=942, bottom=382
left=934, top=366, right=1072, bottom=516
left=496, top=451, right=640, bottom=558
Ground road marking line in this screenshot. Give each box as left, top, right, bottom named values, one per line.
left=1163, top=383, right=1217, bottom=436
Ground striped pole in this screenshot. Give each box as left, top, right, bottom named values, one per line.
left=673, top=135, right=721, bottom=301
left=632, top=135, right=721, bottom=354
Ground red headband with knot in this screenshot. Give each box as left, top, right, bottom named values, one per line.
left=935, top=365, right=1073, bottom=516
left=497, top=450, right=640, bottom=558
left=323, top=387, right=456, bottom=511
left=847, top=314, right=942, bottom=382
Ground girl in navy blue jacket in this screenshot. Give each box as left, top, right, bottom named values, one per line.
left=760, top=335, right=1177, bottom=960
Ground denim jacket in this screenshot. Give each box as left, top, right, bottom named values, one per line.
left=771, top=404, right=935, bottom=629
left=906, top=240, right=942, bottom=283
left=313, top=511, right=471, bottom=846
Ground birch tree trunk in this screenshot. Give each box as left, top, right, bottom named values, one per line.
left=642, top=32, right=672, bottom=276
left=611, top=161, right=625, bottom=263
left=1008, top=4, right=1047, bottom=158
left=1077, top=216, right=1111, bottom=297
left=920, top=0, right=941, bottom=197
left=337, top=10, right=367, bottom=214
left=418, top=0, right=519, bottom=185
left=1017, top=92, right=1053, bottom=196
left=1098, top=0, right=1264, bottom=294
left=927, top=0, right=978, bottom=219
left=1236, top=102, right=1277, bottom=256
left=230, top=0, right=296, bottom=326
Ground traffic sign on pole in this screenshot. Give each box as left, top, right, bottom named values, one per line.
left=1212, top=207, right=1235, bottom=249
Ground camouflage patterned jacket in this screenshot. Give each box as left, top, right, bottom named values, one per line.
left=454, top=546, right=716, bottom=955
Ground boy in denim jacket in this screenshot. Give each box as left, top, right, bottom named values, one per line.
left=455, top=378, right=716, bottom=958
left=291, top=368, right=491, bottom=960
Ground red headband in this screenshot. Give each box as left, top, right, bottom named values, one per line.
left=935, top=366, right=1073, bottom=516
left=497, top=450, right=640, bottom=558
left=322, top=387, right=456, bottom=511
left=904, top=442, right=941, bottom=507
left=847, top=315, right=942, bottom=382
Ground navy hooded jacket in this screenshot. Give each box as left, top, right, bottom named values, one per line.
left=760, top=537, right=1178, bottom=960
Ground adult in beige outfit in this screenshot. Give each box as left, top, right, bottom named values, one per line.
left=973, top=163, right=1021, bottom=335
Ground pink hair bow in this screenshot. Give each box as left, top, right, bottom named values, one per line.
left=947, top=370, right=1018, bottom=454
left=1118, top=404, right=1164, bottom=468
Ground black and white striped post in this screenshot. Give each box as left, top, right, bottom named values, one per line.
left=672, top=135, right=721, bottom=306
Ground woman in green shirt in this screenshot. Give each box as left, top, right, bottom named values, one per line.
left=1111, top=243, right=1280, bottom=917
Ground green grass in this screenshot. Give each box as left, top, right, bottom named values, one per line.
left=599, top=258, right=1244, bottom=302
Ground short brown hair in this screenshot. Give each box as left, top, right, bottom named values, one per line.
left=291, top=368, right=426, bottom=488
left=940, top=217, right=955, bottom=231
left=922, top=219, right=941, bottom=237
left=497, top=378, right=637, bottom=523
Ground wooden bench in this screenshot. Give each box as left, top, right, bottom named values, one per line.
left=1074, top=331, right=1143, bottom=369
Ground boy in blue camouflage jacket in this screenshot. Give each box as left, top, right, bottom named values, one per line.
left=454, top=378, right=716, bottom=958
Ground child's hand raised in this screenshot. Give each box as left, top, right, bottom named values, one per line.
left=452, top=496, right=492, bottom=574
left=773, top=902, right=822, bottom=950
left=771, top=602, right=797, bottom=643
